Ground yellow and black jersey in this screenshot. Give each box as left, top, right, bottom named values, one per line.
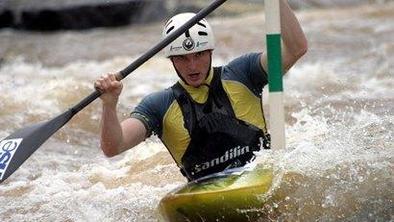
left=131, top=53, right=268, bottom=165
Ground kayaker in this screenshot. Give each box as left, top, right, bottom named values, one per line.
left=94, top=0, right=307, bottom=181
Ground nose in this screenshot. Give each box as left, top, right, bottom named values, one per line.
left=188, top=57, right=197, bottom=70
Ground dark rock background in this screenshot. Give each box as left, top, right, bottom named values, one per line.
left=0, top=0, right=389, bottom=31
left=0, top=0, right=166, bottom=31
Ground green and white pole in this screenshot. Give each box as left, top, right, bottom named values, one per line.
left=265, top=0, right=285, bottom=149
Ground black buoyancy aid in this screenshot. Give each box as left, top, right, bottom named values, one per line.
left=171, top=67, right=270, bottom=181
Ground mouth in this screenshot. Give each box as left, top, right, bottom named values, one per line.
left=188, top=73, right=201, bottom=81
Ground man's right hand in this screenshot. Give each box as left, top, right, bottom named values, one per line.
left=94, top=73, right=123, bottom=106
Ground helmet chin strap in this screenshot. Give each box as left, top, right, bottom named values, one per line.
left=171, top=52, right=212, bottom=86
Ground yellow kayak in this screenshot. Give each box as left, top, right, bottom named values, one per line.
left=158, top=165, right=274, bottom=222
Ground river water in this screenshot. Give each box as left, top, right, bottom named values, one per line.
left=0, top=2, right=393, bottom=221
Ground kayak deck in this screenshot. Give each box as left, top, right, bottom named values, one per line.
left=158, top=166, right=273, bottom=222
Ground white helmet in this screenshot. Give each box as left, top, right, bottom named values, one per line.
left=162, top=13, right=215, bottom=57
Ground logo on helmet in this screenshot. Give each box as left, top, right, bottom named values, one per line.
left=182, top=37, right=195, bottom=51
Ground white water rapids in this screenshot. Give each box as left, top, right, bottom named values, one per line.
left=0, top=2, right=393, bottom=221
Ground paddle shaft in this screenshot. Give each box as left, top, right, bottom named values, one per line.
left=70, top=0, right=228, bottom=115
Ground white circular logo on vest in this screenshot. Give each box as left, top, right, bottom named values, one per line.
left=182, top=37, right=195, bottom=51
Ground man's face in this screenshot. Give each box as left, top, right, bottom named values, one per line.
left=171, top=50, right=212, bottom=87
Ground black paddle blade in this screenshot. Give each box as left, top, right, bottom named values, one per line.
left=0, top=110, right=74, bottom=183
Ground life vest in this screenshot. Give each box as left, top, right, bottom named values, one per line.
left=171, top=67, right=270, bottom=181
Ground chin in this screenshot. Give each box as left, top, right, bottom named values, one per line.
left=189, top=83, right=199, bottom=88
left=189, top=80, right=203, bottom=88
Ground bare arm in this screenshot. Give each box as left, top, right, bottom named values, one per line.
left=261, top=0, right=308, bottom=74
left=95, top=73, right=147, bottom=157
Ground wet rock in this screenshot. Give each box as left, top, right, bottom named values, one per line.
left=0, top=10, right=14, bottom=28
left=1, top=0, right=166, bottom=31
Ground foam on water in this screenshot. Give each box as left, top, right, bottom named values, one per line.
left=252, top=106, right=393, bottom=220
left=1, top=57, right=391, bottom=221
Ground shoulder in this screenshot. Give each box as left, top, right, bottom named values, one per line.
left=142, top=88, right=174, bottom=104
left=225, top=53, right=263, bottom=70
left=219, top=53, right=268, bottom=96
left=221, top=53, right=265, bottom=77
left=131, top=87, right=176, bottom=137
left=138, top=88, right=175, bottom=113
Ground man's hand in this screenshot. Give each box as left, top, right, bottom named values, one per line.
left=94, top=73, right=123, bottom=106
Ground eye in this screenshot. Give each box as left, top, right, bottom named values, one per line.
left=173, top=55, right=186, bottom=62
left=195, top=51, right=204, bottom=57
